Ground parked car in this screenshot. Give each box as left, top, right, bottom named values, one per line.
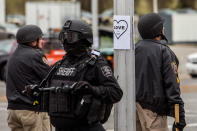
left=99, top=27, right=114, bottom=68
left=186, top=53, right=197, bottom=78
left=0, top=25, right=15, bottom=40
left=0, top=23, right=19, bottom=36
left=99, top=8, right=113, bottom=26
left=176, top=8, right=197, bottom=14
left=81, top=10, right=92, bottom=25
left=0, top=39, right=17, bottom=81
left=7, top=14, right=25, bottom=26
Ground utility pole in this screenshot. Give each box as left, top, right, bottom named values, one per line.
left=0, top=0, right=5, bottom=24
left=153, top=0, right=158, bottom=13
left=114, top=0, right=135, bottom=131
left=91, top=0, right=99, bottom=49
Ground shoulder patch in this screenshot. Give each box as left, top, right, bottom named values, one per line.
left=101, top=66, right=112, bottom=77
left=42, top=57, right=49, bottom=65
left=91, top=50, right=100, bottom=56
left=171, top=61, right=178, bottom=75
left=171, top=61, right=180, bottom=84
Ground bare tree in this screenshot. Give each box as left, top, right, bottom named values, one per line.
left=181, top=0, right=197, bottom=9
left=6, top=0, right=26, bottom=15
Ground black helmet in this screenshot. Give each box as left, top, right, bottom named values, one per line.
left=16, top=25, right=43, bottom=44
left=138, top=13, right=164, bottom=39
left=59, top=19, right=93, bottom=46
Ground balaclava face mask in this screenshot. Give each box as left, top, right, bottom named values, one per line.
left=63, top=39, right=90, bottom=59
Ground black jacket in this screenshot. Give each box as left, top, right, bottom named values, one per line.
left=135, top=39, right=184, bottom=116
left=6, top=44, right=51, bottom=111
left=50, top=51, right=123, bottom=104
left=48, top=51, right=123, bottom=128
left=83, top=53, right=123, bottom=104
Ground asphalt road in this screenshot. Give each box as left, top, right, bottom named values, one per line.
left=1, top=80, right=197, bottom=131
left=1, top=44, right=197, bottom=130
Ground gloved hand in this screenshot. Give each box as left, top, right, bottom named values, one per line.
left=72, top=81, right=93, bottom=94
left=172, top=120, right=186, bottom=131
left=72, top=81, right=100, bottom=97
left=23, top=84, right=40, bottom=97
left=172, top=104, right=186, bottom=131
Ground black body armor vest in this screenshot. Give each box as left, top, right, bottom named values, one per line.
left=48, top=56, right=96, bottom=127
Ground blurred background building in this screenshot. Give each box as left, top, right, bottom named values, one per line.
left=0, top=0, right=197, bottom=79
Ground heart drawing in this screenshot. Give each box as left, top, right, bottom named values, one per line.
left=113, top=20, right=128, bottom=39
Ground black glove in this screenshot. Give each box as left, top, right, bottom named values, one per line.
left=73, top=81, right=92, bottom=94
left=23, top=84, right=40, bottom=97
left=172, top=121, right=186, bottom=131
left=72, top=81, right=100, bottom=96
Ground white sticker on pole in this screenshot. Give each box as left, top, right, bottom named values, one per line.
left=113, top=15, right=130, bottom=49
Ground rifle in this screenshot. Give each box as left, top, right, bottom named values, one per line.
left=39, top=60, right=62, bottom=88
left=39, top=82, right=77, bottom=93
left=22, top=60, right=63, bottom=106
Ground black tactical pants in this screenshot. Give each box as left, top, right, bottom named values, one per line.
left=55, top=123, right=106, bottom=131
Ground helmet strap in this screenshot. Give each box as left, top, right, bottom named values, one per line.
left=161, top=34, right=168, bottom=43
left=31, top=39, right=40, bottom=49
left=36, top=38, right=39, bottom=49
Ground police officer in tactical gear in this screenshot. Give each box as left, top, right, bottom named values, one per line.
left=135, top=13, right=186, bottom=131
left=45, top=19, right=123, bottom=131
left=6, top=25, right=51, bottom=131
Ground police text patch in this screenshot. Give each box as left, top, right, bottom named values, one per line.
left=101, top=66, right=112, bottom=77
left=56, top=67, right=76, bottom=76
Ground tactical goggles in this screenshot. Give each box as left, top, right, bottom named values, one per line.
left=59, top=30, right=83, bottom=44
